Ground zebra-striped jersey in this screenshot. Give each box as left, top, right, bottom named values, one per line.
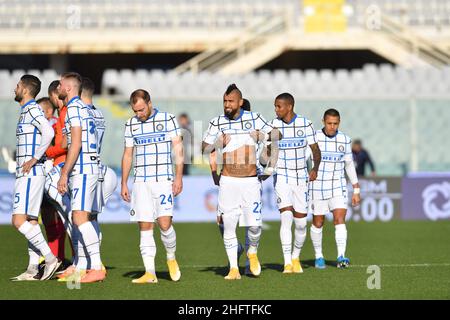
left=124, top=109, right=180, bottom=182
left=309, top=129, right=353, bottom=200
left=86, top=104, right=106, bottom=156
left=271, top=114, right=317, bottom=185
left=203, top=109, right=273, bottom=157
left=15, top=99, right=50, bottom=177
left=63, top=96, right=99, bottom=176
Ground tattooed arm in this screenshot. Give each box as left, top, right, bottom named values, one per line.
left=309, top=143, right=321, bottom=182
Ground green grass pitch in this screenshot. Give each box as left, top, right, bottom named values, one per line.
left=0, top=220, right=449, bottom=299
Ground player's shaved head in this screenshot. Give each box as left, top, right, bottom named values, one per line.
left=242, top=98, right=251, bottom=111
left=130, top=89, right=151, bottom=106
left=223, top=84, right=243, bottom=119
left=81, top=77, right=95, bottom=97
left=323, top=108, right=340, bottom=120
left=48, top=80, right=60, bottom=95
left=20, top=74, right=41, bottom=98
left=225, top=83, right=242, bottom=99
left=275, top=93, right=295, bottom=107
left=61, top=72, right=82, bottom=86
left=58, top=72, right=82, bottom=101
left=37, top=97, right=55, bottom=119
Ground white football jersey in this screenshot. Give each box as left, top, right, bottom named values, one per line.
left=15, top=100, right=49, bottom=177
left=86, top=104, right=106, bottom=156
left=63, top=96, right=99, bottom=176
left=124, top=109, right=180, bottom=182
left=203, top=109, right=273, bottom=160
left=309, top=129, right=353, bottom=200
left=271, top=114, right=317, bottom=185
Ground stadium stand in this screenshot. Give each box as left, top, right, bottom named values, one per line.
left=0, top=64, right=449, bottom=176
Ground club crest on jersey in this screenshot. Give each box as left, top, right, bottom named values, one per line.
left=245, top=122, right=252, bottom=129
left=297, top=130, right=304, bottom=137
left=156, top=124, right=164, bottom=132
left=338, top=145, right=345, bottom=152
left=130, top=209, right=135, bottom=216
left=277, top=197, right=282, bottom=204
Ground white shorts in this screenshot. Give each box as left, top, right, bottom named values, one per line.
left=130, top=181, right=173, bottom=223
left=274, top=180, right=309, bottom=213
left=69, top=174, right=98, bottom=212
left=45, top=164, right=72, bottom=218
left=311, top=195, right=347, bottom=215
left=218, top=176, right=262, bottom=227
left=92, top=166, right=118, bottom=214
left=13, top=176, right=46, bottom=218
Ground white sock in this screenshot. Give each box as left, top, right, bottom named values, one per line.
left=223, top=214, right=239, bottom=269
left=18, top=221, right=55, bottom=263
left=335, top=224, right=347, bottom=258
left=78, top=222, right=102, bottom=270
left=76, top=238, right=88, bottom=270
left=160, top=225, right=177, bottom=260
left=140, top=230, right=156, bottom=274
left=292, top=217, right=307, bottom=259
left=27, top=241, right=40, bottom=268
left=247, top=226, right=261, bottom=255
left=280, top=211, right=293, bottom=265
left=310, top=225, right=324, bottom=259
left=91, top=219, right=102, bottom=247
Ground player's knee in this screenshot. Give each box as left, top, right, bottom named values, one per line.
left=294, top=216, right=307, bottom=230
left=333, top=215, right=346, bottom=225
left=72, top=211, right=90, bottom=226
left=158, top=217, right=173, bottom=231
left=248, top=226, right=261, bottom=239
left=312, top=216, right=324, bottom=228
left=11, top=215, right=26, bottom=229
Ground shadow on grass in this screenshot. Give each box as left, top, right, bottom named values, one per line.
left=302, top=259, right=337, bottom=268
left=122, top=270, right=172, bottom=281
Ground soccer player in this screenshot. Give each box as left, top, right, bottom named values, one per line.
left=202, top=84, right=281, bottom=280
left=37, top=97, right=67, bottom=263
left=121, top=89, right=183, bottom=284
left=10, top=75, right=60, bottom=281
left=56, top=72, right=104, bottom=283
left=81, top=77, right=118, bottom=270
left=38, top=97, right=57, bottom=126
left=271, top=93, right=321, bottom=274
left=43, top=81, right=76, bottom=276
left=309, top=108, right=360, bottom=269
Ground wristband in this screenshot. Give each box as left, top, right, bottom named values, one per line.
left=353, top=187, right=360, bottom=195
